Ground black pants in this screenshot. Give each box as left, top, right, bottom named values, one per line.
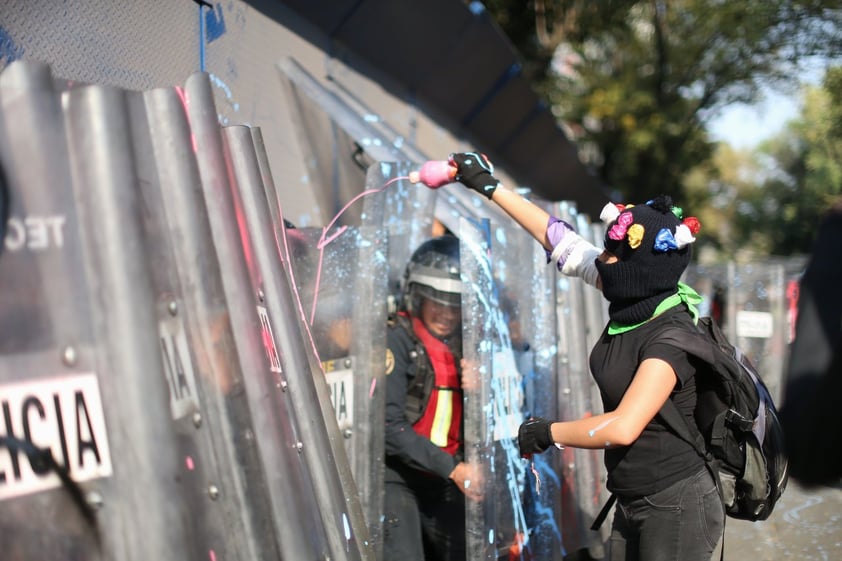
left=382, top=467, right=466, bottom=561
left=608, top=469, right=724, bottom=561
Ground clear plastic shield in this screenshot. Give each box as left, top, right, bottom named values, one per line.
left=361, top=161, right=436, bottom=307
left=431, top=183, right=564, bottom=559
left=488, top=210, right=564, bottom=561
left=459, top=217, right=532, bottom=560
left=460, top=218, right=497, bottom=560
left=685, top=262, right=788, bottom=403
left=183, top=72, right=352, bottom=559
left=130, top=83, right=326, bottom=559
left=0, top=60, right=198, bottom=560
left=551, top=202, right=610, bottom=558
left=219, top=123, right=372, bottom=560
left=0, top=60, right=111, bottom=561
left=277, top=223, right=389, bottom=555
left=357, top=161, right=444, bottom=560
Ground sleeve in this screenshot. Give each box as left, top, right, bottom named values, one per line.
left=545, top=216, right=602, bottom=288
left=383, top=324, right=458, bottom=480
left=641, top=341, right=696, bottom=389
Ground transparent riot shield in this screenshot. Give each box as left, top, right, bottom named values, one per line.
left=361, top=161, right=437, bottom=307
left=181, top=72, right=372, bottom=560
left=0, top=60, right=194, bottom=559
left=459, top=217, right=532, bottom=560
left=272, top=223, right=389, bottom=556
left=132, top=82, right=338, bottom=559
left=684, top=262, right=788, bottom=403
left=187, top=74, right=351, bottom=559
left=488, top=208, right=564, bottom=561
left=551, top=201, right=609, bottom=559
left=218, top=122, right=372, bottom=560
left=428, top=176, right=563, bottom=559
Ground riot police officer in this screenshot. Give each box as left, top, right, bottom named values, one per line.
left=382, top=235, right=480, bottom=561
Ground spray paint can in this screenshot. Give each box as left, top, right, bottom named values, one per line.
left=408, top=160, right=457, bottom=188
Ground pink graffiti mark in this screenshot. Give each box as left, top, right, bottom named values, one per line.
left=309, top=176, right=407, bottom=325
left=531, top=460, right=541, bottom=495
left=209, top=549, right=217, bottom=561
left=186, top=456, right=195, bottom=471
left=175, top=86, right=199, bottom=154
left=369, top=377, right=377, bottom=398
left=277, top=175, right=408, bottom=372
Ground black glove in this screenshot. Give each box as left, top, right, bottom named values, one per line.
left=518, top=417, right=554, bottom=457
left=449, top=152, right=499, bottom=199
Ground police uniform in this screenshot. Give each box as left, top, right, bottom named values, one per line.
left=382, top=313, right=465, bottom=561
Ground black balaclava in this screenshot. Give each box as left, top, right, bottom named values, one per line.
left=595, top=195, right=693, bottom=325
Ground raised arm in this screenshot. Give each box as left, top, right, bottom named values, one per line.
left=447, top=152, right=603, bottom=289
left=488, top=187, right=553, bottom=251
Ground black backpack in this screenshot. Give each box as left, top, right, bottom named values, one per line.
left=592, top=316, right=789, bottom=529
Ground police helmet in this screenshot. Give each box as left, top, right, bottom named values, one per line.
left=403, top=235, right=462, bottom=314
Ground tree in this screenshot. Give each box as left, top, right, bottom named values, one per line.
left=484, top=1, right=842, bottom=206
left=680, top=66, right=842, bottom=261
left=729, top=67, right=842, bottom=257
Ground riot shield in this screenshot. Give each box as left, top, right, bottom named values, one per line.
left=434, top=175, right=574, bottom=559
left=276, top=58, right=424, bottom=228
left=428, top=178, right=559, bottom=559
left=182, top=71, right=370, bottom=560
left=551, top=201, right=609, bottom=558
left=0, top=60, right=194, bottom=559
left=132, top=82, right=337, bottom=559
left=489, top=208, right=564, bottom=561
left=273, top=222, right=389, bottom=556
left=361, top=161, right=437, bottom=307
left=684, top=262, right=788, bottom=403
left=217, top=122, right=372, bottom=560
left=459, top=217, right=533, bottom=560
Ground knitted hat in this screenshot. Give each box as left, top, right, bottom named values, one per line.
left=594, top=195, right=701, bottom=325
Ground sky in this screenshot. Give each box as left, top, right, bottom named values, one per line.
left=707, top=61, right=827, bottom=148
left=707, top=90, right=800, bottom=148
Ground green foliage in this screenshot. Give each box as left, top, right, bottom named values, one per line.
left=682, top=67, right=842, bottom=260
left=484, top=0, right=842, bottom=236
left=729, top=68, right=842, bottom=257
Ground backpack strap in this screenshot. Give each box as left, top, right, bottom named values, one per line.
left=590, top=493, right=616, bottom=531
left=653, top=321, right=730, bottom=561
left=589, top=402, right=719, bottom=528
left=649, top=321, right=721, bottom=468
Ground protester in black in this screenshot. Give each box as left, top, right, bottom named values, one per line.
left=447, top=152, right=723, bottom=561
left=780, top=198, right=842, bottom=486
left=382, top=235, right=481, bottom=561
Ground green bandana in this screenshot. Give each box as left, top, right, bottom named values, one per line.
left=607, top=282, right=702, bottom=335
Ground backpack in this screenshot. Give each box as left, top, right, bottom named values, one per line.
left=592, top=316, right=789, bottom=530
left=658, top=316, right=789, bottom=521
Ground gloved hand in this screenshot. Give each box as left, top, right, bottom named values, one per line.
left=518, top=417, right=554, bottom=457
left=449, top=152, right=499, bottom=199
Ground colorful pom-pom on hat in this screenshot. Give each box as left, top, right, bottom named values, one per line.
left=596, top=195, right=701, bottom=325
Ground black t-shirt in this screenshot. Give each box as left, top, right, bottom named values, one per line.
left=589, top=305, right=705, bottom=496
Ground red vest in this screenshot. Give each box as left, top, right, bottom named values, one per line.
left=411, top=317, right=462, bottom=455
